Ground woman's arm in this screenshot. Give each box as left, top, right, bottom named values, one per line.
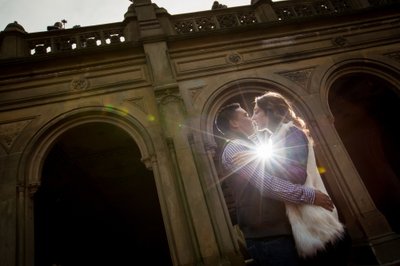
left=276, top=126, right=309, bottom=184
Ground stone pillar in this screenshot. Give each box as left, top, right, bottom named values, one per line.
left=252, top=0, right=279, bottom=22
left=123, top=4, right=140, bottom=42
left=0, top=120, right=29, bottom=266
left=0, top=22, right=29, bottom=59
left=130, top=1, right=245, bottom=265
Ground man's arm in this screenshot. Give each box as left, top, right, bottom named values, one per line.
left=223, top=139, right=315, bottom=204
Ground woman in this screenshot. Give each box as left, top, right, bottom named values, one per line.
left=250, top=91, right=349, bottom=266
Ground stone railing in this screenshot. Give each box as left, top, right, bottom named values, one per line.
left=272, top=0, right=352, bottom=21
left=171, top=5, right=258, bottom=35
left=170, top=0, right=355, bottom=35
left=0, top=0, right=398, bottom=59
left=169, top=0, right=398, bottom=35
left=26, top=22, right=126, bottom=55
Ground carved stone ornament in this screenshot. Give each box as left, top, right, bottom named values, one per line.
left=0, top=119, right=32, bottom=153
left=332, top=36, right=348, bottom=47
left=126, top=97, right=147, bottom=114
left=141, top=155, right=156, bottom=170
left=226, top=52, right=243, bottom=64
left=154, top=85, right=181, bottom=105
left=279, top=68, right=314, bottom=90
left=70, top=78, right=89, bottom=91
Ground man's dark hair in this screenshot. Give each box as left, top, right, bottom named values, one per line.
left=215, top=103, right=240, bottom=135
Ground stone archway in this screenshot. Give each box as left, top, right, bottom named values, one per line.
left=13, top=104, right=172, bottom=266
left=205, top=79, right=313, bottom=167
left=329, top=73, right=400, bottom=233
left=34, top=122, right=171, bottom=266
left=202, top=79, right=319, bottom=256
left=33, top=122, right=171, bottom=266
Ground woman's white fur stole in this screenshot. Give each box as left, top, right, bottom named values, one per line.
left=274, top=122, right=345, bottom=258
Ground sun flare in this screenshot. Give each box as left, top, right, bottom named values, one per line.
left=254, top=140, right=274, bottom=161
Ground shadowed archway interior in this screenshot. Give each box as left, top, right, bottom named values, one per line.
left=34, top=122, right=172, bottom=266
left=329, top=73, right=400, bottom=234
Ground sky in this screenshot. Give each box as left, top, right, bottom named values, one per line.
left=0, top=0, right=254, bottom=33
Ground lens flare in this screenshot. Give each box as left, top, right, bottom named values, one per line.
left=147, top=114, right=156, bottom=122
left=318, top=166, right=326, bottom=174
left=254, top=140, right=274, bottom=161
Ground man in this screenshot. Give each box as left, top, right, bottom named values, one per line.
left=215, top=103, right=334, bottom=266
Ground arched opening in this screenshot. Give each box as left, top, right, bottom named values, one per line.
left=210, top=84, right=316, bottom=227
left=34, top=122, right=171, bottom=266
left=329, top=73, right=400, bottom=233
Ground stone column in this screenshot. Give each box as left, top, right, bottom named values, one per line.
left=252, top=0, right=279, bottom=22
left=131, top=1, right=245, bottom=265
left=0, top=120, right=31, bottom=266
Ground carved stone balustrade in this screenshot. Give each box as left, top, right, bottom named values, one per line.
left=0, top=0, right=398, bottom=58
left=25, top=23, right=126, bottom=55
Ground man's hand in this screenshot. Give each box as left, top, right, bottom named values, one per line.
left=314, top=190, right=334, bottom=212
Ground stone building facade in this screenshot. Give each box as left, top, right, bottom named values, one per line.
left=1, top=0, right=399, bottom=265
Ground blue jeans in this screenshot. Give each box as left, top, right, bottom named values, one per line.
left=246, top=236, right=299, bottom=266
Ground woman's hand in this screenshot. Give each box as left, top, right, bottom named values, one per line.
left=314, top=190, right=334, bottom=211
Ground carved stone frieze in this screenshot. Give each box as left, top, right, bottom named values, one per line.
left=0, top=119, right=32, bottom=153
left=278, top=68, right=314, bottom=90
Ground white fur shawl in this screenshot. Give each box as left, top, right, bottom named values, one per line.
left=273, top=122, right=345, bottom=258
